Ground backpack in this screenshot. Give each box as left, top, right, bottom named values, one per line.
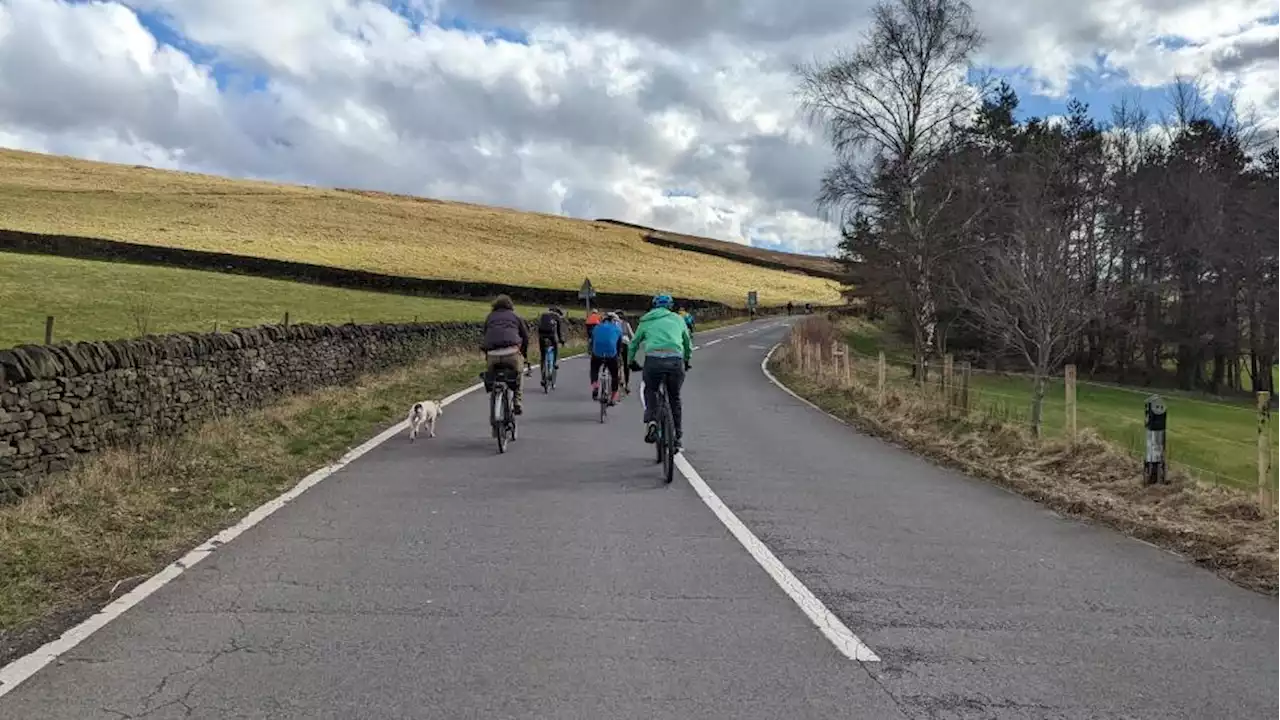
left=538, top=312, right=559, bottom=335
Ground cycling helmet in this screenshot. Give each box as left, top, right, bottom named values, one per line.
left=606, top=311, right=620, bottom=321
left=652, top=293, right=674, bottom=308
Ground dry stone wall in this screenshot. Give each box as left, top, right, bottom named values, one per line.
left=0, top=319, right=584, bottom=499
left=0, top=305, right=794, bottom=500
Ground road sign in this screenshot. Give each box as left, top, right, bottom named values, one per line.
left=746, top=291, right=758, bottom=308
left=578, top=278, right=596, bottom=300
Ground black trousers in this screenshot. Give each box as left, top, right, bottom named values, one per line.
left=590, top=355, right=620, bottom=391
left=642, top=356, right=685, bottom=437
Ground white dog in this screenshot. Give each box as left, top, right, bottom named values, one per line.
left=407, top=399, right=444, bottom=442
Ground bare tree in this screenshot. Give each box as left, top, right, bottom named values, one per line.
left=796, top=0, right=985, bottom=374
left=952, top=145, right=1100, bottom=435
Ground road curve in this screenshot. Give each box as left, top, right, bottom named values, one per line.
left=0, top=319, right=1275, bottom=719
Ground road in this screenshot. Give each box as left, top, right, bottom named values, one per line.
left=0, top=319, right=1275, bottom=719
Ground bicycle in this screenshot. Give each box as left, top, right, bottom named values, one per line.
left=638, top=374, right=678, bottom=485
left=483, top=365, right=519, bottom=453
left=541, top=345, right=558, bottom=392
left=596, top=361, right=613, bottom=423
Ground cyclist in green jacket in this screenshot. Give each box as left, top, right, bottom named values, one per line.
left=627, top=294, right=693, bottom=451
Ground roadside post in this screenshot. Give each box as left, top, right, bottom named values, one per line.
left=1144, top=395, right=1167, bottom=485
left=579, top=278, right=596, bottom=315
left=747, top=290, right=758, bottom=321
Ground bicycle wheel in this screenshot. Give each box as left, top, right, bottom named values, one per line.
left=598, top=368, right=609, bottom=423
left=496, top=389, right=508, bottom=454
left=541, top=352, right=549, bottom=393
left=654, top=390, right=665, bottom=465
left=660, top=399, right=675, bottom=484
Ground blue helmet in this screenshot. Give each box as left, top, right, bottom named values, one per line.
left=652, top=293, right=674, bottom=308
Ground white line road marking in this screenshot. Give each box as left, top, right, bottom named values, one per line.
left=0, top=352, right=600, bottom=697
left=704, top=339, right=722, bottom=346
left=0, top=319, right=763, bottom=693
left=676, top=455, right=880, bottom=662
left=759, top=344, right=852, bottom=428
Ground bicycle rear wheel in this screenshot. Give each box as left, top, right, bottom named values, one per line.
left=660, top=399, right=675, bottom=484
left=495, top=389, right=509, bottom=454
left=598, top=369, right=610, bottom=423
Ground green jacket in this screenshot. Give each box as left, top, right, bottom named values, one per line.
left=628, top=307, right=693, bottom=364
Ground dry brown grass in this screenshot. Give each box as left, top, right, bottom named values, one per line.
left=772, top=322, right=1278, bottom=595
left=0, top=149, right=842, bottom=306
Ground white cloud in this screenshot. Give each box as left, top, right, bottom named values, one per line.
left=0, top=0, right=1275, bottom=257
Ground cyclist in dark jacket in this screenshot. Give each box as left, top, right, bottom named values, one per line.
left=536, top=306, right=567, bottom=370
left=481, top=295, right=530, bottom=414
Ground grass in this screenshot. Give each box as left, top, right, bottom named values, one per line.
left=0, top=252, right=574, bottom=348
left=0, top=340, right=580, bottom=663
left=0, top=148, right=843, bottom=307
left=839, top=318, right=1274, bottom=490
left=772, top=326, right=1277, bottom=595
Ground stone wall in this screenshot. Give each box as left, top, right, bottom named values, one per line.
left=0, top=305, right=804, bottom=499
left=0, top=318, right=591, bottom=499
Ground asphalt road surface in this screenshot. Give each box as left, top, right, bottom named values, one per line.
left=1, top=319, right=1275, bottom=719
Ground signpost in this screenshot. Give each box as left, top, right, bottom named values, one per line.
left=578, top=278, right=596, bottom=314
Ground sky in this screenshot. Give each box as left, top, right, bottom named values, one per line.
left=0, top=0, right=1275, bottom=256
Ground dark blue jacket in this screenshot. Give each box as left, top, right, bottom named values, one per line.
left=590, top=321, right=623, bottom=358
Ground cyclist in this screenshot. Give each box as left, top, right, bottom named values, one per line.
left=627, top=294, right=693, bottom=451
left=536, top=306, right=567, bottom=370
left=585, top=308, right=603, bottom=343
left=480, top=294, right=530, bottom=415
left=610, top=310, right=635, bottom=393
left=683, top=307, right=696, bottom=334
left=589, top=312, right=624, bottom=405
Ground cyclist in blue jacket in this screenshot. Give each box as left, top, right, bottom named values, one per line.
left=589, top=316, right=624, bottom=405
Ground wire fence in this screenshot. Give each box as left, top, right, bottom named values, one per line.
left=780, top=326, right=1277, bottom=501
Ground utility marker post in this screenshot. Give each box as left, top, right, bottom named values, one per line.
left=44, top=315, right=54, bottom=345
left=1144, top=395, right=1168, bottom=485
left=579, top=278, right=596, bottom=316
left=1257, top=391, right=1273, bottom=507
left=1064, top=364, right=1078, bottom=443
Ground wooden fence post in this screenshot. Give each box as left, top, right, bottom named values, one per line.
left=1258, top=391, right=1273, bottom=507
left=960, top=361, right=971, bottom=415
left=844, top=343, right=852, bottom=387
left=1065, top=364, right=1078, bottom=442
left=943, top=354, right=954, bottom=416
left=877, top=351, right=887, bottom=405
left=44, top=315, right=54, bottom=345
left=283, top=311, right=290, bottom=328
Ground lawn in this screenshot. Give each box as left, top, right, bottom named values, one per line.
left=0, top=149, right=842, bottom=307
left=840, top=319, right=1274, bottom=490
left=0, top=252, right=562, bottom=348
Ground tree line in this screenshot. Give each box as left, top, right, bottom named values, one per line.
left=796, top=0, right=1277, bottom=431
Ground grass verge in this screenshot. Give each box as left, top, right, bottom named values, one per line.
left=0, top=341, right=577, bottom=666
left=770, top=334, right=1277, bottom=596
left=839, top=316, right=1272, bottom=490
left=0, top=252, right=568, bottom=348
left=0, top=148, right=842, bottom=307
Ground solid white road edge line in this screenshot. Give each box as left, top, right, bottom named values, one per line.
left=0, top=320, right=772, bottom=694
left=0, top=348, right=606, bottom=696
left=759, top=343, right=853, bottom=428
left=676, top=454, right=880, bottom=663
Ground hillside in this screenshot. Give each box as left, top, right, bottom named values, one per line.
left=597, top=219, right=846, bottom=281
left=0, top=149, right=842, bottom=307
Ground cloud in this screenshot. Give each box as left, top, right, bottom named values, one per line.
left=0, top=0, right=1274, bottom=258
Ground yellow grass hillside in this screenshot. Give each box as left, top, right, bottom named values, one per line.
left=0, top=149, right=842, bottom=307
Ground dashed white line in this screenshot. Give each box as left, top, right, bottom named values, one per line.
left=676, top=455, right=880, bottom=662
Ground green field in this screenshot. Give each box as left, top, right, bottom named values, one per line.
left=0, top=252, right=565, bottom=348
left=842, top=320, right=1273, bottom=490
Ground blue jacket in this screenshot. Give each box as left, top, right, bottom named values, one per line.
left=590, top=321, right=623, bottom=358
